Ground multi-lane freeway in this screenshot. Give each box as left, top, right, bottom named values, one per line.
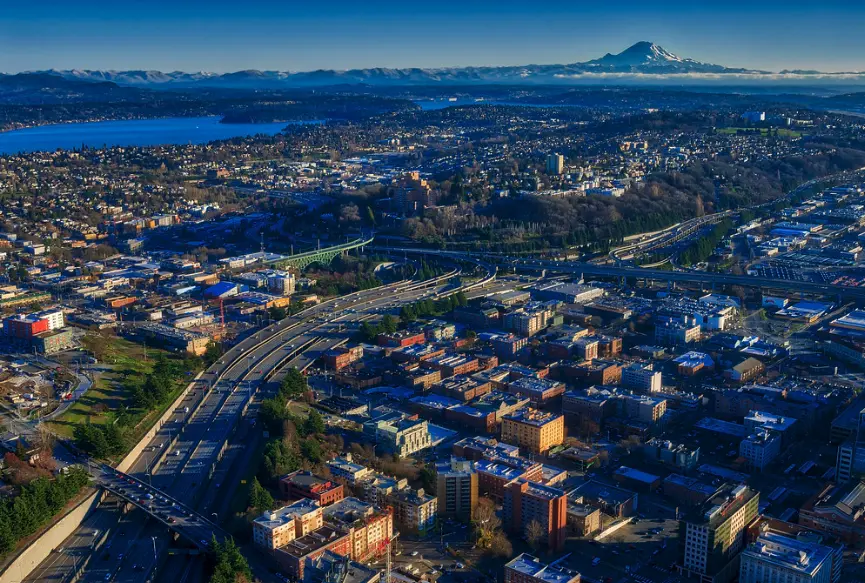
left=28, top=260, right=496, bottom=583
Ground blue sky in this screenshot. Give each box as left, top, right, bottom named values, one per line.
left=2, top=0, right=864, bottom=73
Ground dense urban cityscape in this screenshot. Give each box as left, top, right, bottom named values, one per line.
left=5, top=14, right=865, bottom=583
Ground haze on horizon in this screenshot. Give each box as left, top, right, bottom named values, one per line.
left=2, top=0, right=864, bottom=74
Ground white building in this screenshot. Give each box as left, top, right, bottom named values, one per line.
left=622, top=362, right=662, bottom=393
left=267, top=272, right=296, bottom=295
left=740, top=532, right=832, bottom=583
left=327, top=454, right=373, bottom=485
left=740, top=430, right=781, bottom=471
left=37, top=309, right=65, bottom=331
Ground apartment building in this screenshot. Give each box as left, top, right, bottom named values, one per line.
left=369, top=417, right=431, bottom=458
left=503, top=480, right=568, bottom=550
left=388, top=487, right=437, bottom=536
left=739, top=431, right=781, bottom=471
left=679, top=484, right=760, bottom=583
left=322, top=497, right=393, bottom=562
left=622, top=362, right=662, bottom=393
left=436, top=457, right=478, bottom=522
left=620, top=393, right=667, bottom=424
left=279, top=471, right=345, bottom=506
left=253, top=499, right=324, bottom=551
left=501, top=409, right=565, bottom=455
left=327, top=454, right=373, bottom=485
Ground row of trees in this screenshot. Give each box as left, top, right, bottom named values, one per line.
left=73, top=355, right=199, bottom=458
left=678, top=219, right=734, bottom=266
left=127, top=356, right=190, bottom=410
left=357, top=314, right=398, bottom=343
left=399, top=292, right=468, bottom=323
left=257, top=369, right=328, bottom=486
left=0, top=467, right=90, bottom=555
left=73, top=423, right=127, bottom=459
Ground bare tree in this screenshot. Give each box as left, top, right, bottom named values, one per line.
left=525, top=519, right=546, bottom=550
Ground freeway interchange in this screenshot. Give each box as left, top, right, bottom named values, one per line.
left=28, top=260, right=496, bottom=583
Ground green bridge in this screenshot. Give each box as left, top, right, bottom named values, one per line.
left=266, top=236, right=375, bottom=270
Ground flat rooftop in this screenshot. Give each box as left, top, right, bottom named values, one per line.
left=505, top=553, right=580, bottom=583
left=504, top=408, right=562, bottom=427
left=743, top=533, right=832, bottom=576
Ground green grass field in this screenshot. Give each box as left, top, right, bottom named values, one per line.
left=48, top=337, right=180, bottom=443
left=716, top=127, right=802, bottom=138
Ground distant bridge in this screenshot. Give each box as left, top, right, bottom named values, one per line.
left=267, top=236, right=374, bottom=270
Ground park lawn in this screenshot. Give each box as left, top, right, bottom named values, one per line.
left=47, top=337, right=181, bottom=443
left=716, top=127, right=802, bottom=138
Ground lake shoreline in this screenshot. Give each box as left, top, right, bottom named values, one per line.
left=0, top=116, right=300, bottom=155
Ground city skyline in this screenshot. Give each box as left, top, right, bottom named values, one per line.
left=2, top=0, right=865, bottom=74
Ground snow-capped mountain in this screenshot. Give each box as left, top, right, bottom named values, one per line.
left=581, top=41, right=755, bottom=73
left=18, top=42, right=860, bottom=88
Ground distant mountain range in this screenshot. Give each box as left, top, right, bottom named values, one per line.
left=8, top=42, right=865, bottom=90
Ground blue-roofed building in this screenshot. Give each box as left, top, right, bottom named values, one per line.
left=204, top=281, right=246, bottom=298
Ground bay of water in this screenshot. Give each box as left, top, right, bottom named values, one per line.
left=0, top=116, right=295, bottom=155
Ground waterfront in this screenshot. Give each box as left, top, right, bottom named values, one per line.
left=0, top=116, right=293, bottom=154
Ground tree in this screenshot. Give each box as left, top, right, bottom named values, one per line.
left=301, top=438, right=322, bottom=463
left=280, top=368, right=307, bottom=399
left=525, top=519, right=546, bottom=550
left=304, top=409, right=325, bottom=435
left=380, top=314, right=397, bottom=334
left=259, top=397, right=289, bottom=435
left=203, top=342, right=223, bottom=366
left=420, top=464, right=436, bottom=492
left=210, top=537, right=251, bottom=583
left=248, top=477, right=274, bottom=511
left=488, top=531, right=513, bottom=558
left=80, top=332, right=112, bottom=361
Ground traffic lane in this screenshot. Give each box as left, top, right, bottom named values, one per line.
left=23, top=506, right=120, bottom=583
left=81, top=508, right=156, bottom=583
left=36, top=284, right=421, bottom=579
left=99, top=281, right=472, bottom=581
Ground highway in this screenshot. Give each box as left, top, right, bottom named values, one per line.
left=380, top=246, right=865, bottom=301
left=29, top=261, right=496, bottom=583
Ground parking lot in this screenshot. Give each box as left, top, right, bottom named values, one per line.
left=561, top=518, right=683, bottom=583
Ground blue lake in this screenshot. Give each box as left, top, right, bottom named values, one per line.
left=0, top=116, right=296, bottom=155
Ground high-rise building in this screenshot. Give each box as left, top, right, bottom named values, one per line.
left=436, top=457, right=478, bottom=522
left=503, top=480, right=568, bottom=550
left=546, top=153, right=565, bottom=175
left=505, top=553, right=580, bottom=583
left=836, top=408, right=865, bottom=482
left=740, top=532, right=833, bottom=583
left=679, top=484, right=759, bottom=583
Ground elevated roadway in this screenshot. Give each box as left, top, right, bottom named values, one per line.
left=36, top=259, right=493, bottom=583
